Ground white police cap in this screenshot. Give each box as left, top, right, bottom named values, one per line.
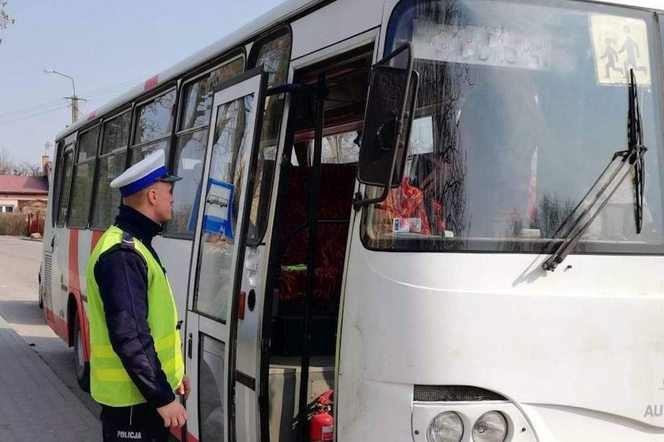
left=110, top=150, right=181, bottom=197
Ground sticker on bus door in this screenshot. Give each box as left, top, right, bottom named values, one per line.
left=201, top=178, right=235, bottom=239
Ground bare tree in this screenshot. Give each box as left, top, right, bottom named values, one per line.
left=0, top=1, right=14, bottom=45
left=0, top=147, right=42, bottom=176
left=0, top=147, right=13, bottom=175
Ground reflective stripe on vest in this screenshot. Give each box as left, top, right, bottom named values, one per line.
left=86, top=226, right=184, bottom=407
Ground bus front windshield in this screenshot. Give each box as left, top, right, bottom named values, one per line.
left=363, top=0, right=664, bottom=254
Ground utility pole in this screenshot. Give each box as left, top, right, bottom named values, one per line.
left=44, top=69, right=82, bottom=123
left=66, top=95, right=80, bottom=123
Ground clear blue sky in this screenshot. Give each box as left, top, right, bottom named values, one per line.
left=0, top=0, right=286, bottom=165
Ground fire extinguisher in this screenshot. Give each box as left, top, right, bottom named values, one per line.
left=310, top=389, right=334, bottom=442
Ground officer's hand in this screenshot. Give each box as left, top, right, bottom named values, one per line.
left=176, top=375, right=191, bottom=401
left=157, top=399, right=188, bottom=428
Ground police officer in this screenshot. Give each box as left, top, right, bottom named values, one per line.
left=86, top=150, right=190, bottom=442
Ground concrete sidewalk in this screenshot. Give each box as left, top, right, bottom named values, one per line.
left=0, top=314, right=101, bottom=442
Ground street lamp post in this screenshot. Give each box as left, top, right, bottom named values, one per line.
left=44, top=69, right=80, bottom=123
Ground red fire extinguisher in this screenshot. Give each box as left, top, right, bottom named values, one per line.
left=310, top=389, right=334, bottom=442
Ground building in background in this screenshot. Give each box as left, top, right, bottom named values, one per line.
left=0, top=175, right=48, bottom=215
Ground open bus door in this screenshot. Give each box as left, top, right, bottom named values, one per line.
left=184, top=68, right=268, bottom=442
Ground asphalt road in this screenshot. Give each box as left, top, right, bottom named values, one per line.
left=0, top=235, right=101, bottom=419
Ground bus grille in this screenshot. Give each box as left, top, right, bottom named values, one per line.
left=43, top=253, right=53, bottom=311
left=414, top=385, right=507, bottom=402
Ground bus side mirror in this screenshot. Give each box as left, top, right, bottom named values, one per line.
left=355, top=43, right=418, bottom=208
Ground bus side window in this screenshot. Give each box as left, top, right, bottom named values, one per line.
left=91, top=111, right=131, bottom=230
left=51, top=141, right=65, bottom=227
left=165, top=56, right=245, bottom=238
left=68, top=126, right=100, bottom=229
left=247, top=28, right=292, bottom=244
left=56, top=148, right=75, bottom=228
left=130, top=88, right=177, bottom=165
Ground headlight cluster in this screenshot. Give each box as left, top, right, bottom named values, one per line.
left=426, top=411, right=508, bottom=442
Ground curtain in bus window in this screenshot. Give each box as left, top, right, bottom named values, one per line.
left=248, top=30, right=292, bottom=242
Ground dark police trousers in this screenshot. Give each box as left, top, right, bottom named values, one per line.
left=101, top=403, right=170, bottom=442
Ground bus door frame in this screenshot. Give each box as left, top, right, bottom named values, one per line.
left=184, top=67, right=269, bottom=442
left=258, top=29, right=380, bottom=442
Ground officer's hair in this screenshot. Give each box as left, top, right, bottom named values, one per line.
left=122, top=187, right=150, bottom=207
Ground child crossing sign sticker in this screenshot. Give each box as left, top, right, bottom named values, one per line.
left=590, top=14, right=651, bottom=86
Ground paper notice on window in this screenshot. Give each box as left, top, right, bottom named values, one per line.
left=590, top=15, right=651, bottom=86
left=413, top=21, right=551, bottom=71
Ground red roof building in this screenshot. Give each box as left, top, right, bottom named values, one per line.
left=0, top=175, right=48, bottom=213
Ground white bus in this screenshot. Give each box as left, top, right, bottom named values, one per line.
left=40, top=0, right=664, bottom=440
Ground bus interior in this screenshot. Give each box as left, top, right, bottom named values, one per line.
left=264, top=45, right=373, bottom=441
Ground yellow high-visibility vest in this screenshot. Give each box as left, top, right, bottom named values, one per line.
left=86, top=225, right=184, bottom=407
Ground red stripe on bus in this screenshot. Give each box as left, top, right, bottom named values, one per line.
left=187, top=432, right=198, bottom=442
left=144, top=75, right=159, bottom=90
left=68, top=230, right=80, bottom=293
left=67, top=230, right=91, bottom=360
left=46, top=307, right=69, bottom=342
left=91, top=231, right=103, bottom=251
left=170, top=427, right=183, bottom=441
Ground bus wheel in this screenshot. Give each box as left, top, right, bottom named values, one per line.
left=74, top=313, right=90, bottom=392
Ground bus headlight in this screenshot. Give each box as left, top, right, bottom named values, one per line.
left=472, top=411, right=508, bottom=442
left=426, top=412, right=464, bottom=442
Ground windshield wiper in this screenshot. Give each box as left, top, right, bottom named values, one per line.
left=542, top=69, right=648, bottom=271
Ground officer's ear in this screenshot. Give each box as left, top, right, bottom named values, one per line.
left=147, top=187, right=158, bottom=206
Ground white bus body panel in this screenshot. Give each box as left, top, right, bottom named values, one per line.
left=290, top=0, right=384, bottom=60
left=338, top=216, right=664, bottom=440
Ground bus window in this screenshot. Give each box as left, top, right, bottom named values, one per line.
left=130, top=89, right=176, bottom=165
left=247, top=28, right=292, bottom=243
left=362, top=0, right=664, bottom=254
left=165, top=56, right=244, bottom=237
left=56, top=149, right=75, bottom=228
left=68, top=126, right=100, bottom=228
left=91, top=111, right=131, bottom=230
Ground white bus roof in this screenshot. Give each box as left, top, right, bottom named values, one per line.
left=55, top=0, right=325, bottom=140
left=55, top=0, right=663, bottom=141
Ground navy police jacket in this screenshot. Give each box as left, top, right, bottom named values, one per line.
left=93, top=205, right=177, bottom=408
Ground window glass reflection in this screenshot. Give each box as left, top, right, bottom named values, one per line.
left=363, top=0, right=664, bottom=254
left=180, top=58, right=244, bottom=132
left=134, top=90, right=176, bottom=145
left=102, top=112, right=130, bottom=155
left=91, top=152, right=127, bottom=229
left=194, top=96, right=254, bottom=322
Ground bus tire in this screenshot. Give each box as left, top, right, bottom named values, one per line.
left=74, top=313, right=90, bottom=392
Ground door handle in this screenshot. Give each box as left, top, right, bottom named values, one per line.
left=187, top=333, right=193, bottom=359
